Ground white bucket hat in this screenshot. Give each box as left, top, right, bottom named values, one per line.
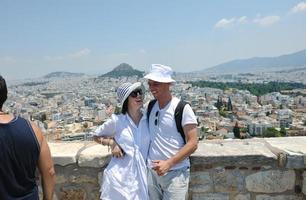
left=116, top=82, right=145, bottom=105
left=144, top=64, right=176, bottom=83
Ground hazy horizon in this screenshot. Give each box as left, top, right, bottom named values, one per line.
left=1, top=0, right=306, bottom=80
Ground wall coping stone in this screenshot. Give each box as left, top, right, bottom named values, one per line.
left=49, top=137, right=306, bottom=169
left=50, top=142, right=109, bottom=167
left=265, top=137, right=306, bottom=169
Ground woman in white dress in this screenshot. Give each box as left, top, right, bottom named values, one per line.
left=93, top=82, right=150, bottom=200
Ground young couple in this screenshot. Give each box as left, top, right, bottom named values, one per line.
left=93, top=64, right=198, bottom=200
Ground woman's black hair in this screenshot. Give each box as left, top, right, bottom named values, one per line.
left=121, top=98, right=129, bottom=114
left=0, top=75, right=8, bottom=110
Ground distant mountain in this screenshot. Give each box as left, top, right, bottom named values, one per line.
left=202, top=49, right=306, bottom=74
left=100, top=63, right=144, bottom=78
left=44, top=71, right=84, bottom=78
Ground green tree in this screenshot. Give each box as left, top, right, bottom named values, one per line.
left=215, top=96, right=223, bottom=111
left=240, top=127, right=248, bottom=133
left=227, top=97, right=233, bottom=111
left=219, top=108, right=228, bottom=117
left=199, top=127, right=208, bottom=140
left=264, top=127, right=280, bottom=137
left=233, top=122, right=241, bottom=138
left=190, top=81, right=306, bottom=96
left=39, top=113, right=47, bottom=122
left=280, top=127, right=286, bottom=137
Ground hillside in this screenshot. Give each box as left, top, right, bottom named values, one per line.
left=44, top=72, right=84, bottom=78
left=99, top=63, right=144, bottom=78
left=203, top=49, right=306, bottom=74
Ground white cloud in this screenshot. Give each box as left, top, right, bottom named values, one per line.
left=291, top=2, right=306, bottom=13
left=215, top=14, right=280, bottom=29
left=214, top=16, right=248, bottom=29
left=214, top=18, right=236, bottom=28
left=237, top=16, right=248, bottom=24
left=253, top=15, right=280, bottom=27
left=69, top=48, right=91, bottom=58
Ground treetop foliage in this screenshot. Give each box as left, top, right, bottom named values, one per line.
left=190, top=81, right=306, bottom=96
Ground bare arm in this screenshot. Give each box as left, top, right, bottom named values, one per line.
left=152, top=124, right=198, bottom=176
left=93, top=135, right=114, bottom=146
left=92, top=116, right=123, bottom=157
left=31, top=123, right=55, bottom=200
left=93, top=136, right=124, bottom=157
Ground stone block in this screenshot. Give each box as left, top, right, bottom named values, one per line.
left=191, top=193, right=229, bottom=200
left=256, top=194, right=303, bottom=200
left=234, top=193, right=250, bottom=200
left=86, top=189, right=100, bottom=200
left=286, top=155, right=305, bottom=169
left=213, top=169, right=246, bottom=193
left=78, top=144, right=110, bottom=168
left=50, top=143, right=84, bottom=166
left=56, top=174, right=67, bottom=184
left=264, top=137, right=306, bottom=155
left=192, top=140, right=277, bottom=167
left=190, top=171, right=213, bottom=193
left=246, top=170, right=295, bottom=193
left=69, top=174, right=97, bottom=184
left=191, top=164, right=213, bottom=171
left=59, top=186, right=86, bottom=200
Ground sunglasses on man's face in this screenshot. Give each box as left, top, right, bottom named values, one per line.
left=130, top=89, right=143, bottom=98
left=154, top=111, right=159, bottom=126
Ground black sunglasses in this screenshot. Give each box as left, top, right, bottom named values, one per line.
left=130, top=89, right=143, bottom=98
left=154, top=111, right=159, bottom=126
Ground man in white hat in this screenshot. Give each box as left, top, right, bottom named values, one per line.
left=144, top=64, right=198, bottom=200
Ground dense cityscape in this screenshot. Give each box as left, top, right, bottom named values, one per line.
left=3, top=67, right=306, bottom=142
left=2, top=2, right=306, bottom=199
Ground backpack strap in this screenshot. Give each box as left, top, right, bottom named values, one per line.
left=175, top=101, right=187, bottom=144
left=147, top=99, right=157, bottom=123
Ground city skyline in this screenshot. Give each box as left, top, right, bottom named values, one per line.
left=1, top=0, right=306, bottom=80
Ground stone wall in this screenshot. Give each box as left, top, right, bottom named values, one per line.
left=46, top=137, right=306, bottom=200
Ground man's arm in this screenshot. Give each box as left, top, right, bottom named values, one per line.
left=152, top=124, right=198, bottom=176
left=31, top=123, right=56, bottom=200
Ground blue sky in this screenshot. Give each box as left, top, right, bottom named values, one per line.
left=1, top=0, right=306, bottom=80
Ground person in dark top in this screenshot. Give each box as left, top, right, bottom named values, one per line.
left=0, top=75, right=55, bottom=200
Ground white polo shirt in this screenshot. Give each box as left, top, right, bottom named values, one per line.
left=147, top=97, right=197, bottom=170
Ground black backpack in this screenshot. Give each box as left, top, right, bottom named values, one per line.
left=147, top=99, right=188, bottom=144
